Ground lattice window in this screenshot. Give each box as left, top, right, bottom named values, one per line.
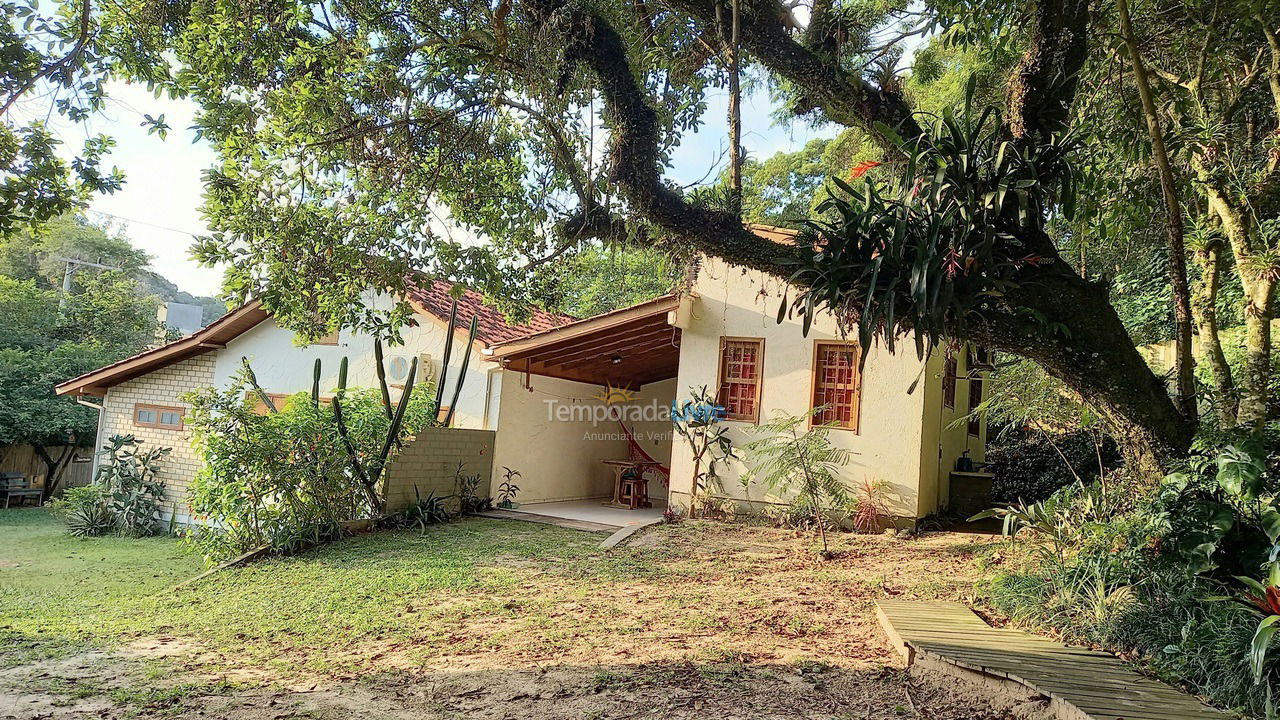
left=717, top=338, right=764, bottom=422
left=967, top=375, right=984, bottom=437
left=812, top=342, right=861, bottom=430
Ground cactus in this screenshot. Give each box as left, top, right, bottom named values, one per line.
left=311, top=358, right=321, bottom=409
left=433, top=300, right=459, bottom=418
left=331, top=357, right=379, bottom=511
left=442, top=315, right=479, bottom=427
left=373, top=339, right=394, bottom=421
left=241, top=357, right=278, bottom=413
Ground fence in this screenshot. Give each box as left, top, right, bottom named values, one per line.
left=0, top=444, right=95, bottom=496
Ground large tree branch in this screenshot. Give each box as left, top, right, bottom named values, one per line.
left=669, top=0, right=922, bottom=143
left=534, top=0, right=798, bottom=275
left=1, top=0, right=93, bottom=117
left=1005, top=0, right=1090, bottom=139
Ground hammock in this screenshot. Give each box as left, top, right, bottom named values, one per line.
left=616, top=416, right=671, bottom=486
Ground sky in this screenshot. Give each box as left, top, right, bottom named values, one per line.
left=40, top=79, right=834, bottom=298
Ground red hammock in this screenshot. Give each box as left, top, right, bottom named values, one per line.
left=616, top=416, right=671, bottom=486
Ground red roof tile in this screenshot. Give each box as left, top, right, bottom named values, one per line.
left=406, top=278, right=575, bottom=345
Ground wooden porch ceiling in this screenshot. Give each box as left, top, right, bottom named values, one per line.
left=485, top=295, right=682, bottom=388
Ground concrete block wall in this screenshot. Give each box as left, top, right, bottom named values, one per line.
left=382, top=427, right=496, bottom=513
left=99, top=354, right=217, bottom=523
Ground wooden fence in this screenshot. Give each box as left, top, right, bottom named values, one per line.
left=0, top=444, right=95, bottom=496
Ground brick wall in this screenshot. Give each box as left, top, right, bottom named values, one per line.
left=100, top=353, right=216, bottom=523
left=383, top=427, right=496, bottom=513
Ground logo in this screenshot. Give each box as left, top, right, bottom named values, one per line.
left=593, top=383, right=637, bottom=406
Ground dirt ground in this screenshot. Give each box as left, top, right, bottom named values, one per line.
left=0, top=521, right=1021, bottom=719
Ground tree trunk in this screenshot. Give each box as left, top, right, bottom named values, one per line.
left=716, top=0, right=742, bottom=212
left=33, top=443, right=76, bottom=502
left=1240, top=278, right=1277, bottom=429
left=1205, top=185, right=1276, bottom=430
left=1116, top=0, right=1197, bottom=421
left=971, top=258, right=1195, bottom=471
left=1191, top=241, right=1238, bottom=425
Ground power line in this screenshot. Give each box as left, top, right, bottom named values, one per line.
left=85, top=209, right=204, bottom=237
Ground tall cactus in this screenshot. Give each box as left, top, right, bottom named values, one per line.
left=331, top=357, right=379, bottom=511
left=433, top=300, right=459, bottom=418
left=311, top=358, right=321, bottom=409
left=373, top=339, right=394, bottom=421
left=241, top=357, right=278, bottom=413
left=442, top=315, right=479, bottom=427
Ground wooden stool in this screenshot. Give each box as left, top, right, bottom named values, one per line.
left=618, top=472, right=650, bottom=509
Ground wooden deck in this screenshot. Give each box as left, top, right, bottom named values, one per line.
left=474, top=509, right=619, bottom=533
left=876, top=599, right=1230, bottom=720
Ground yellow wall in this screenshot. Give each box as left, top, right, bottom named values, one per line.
left=921, top=349, right=988, bottom=516
left=489, top=371, right=678, bottom=504
left=667, top=257, right=938, bottom=521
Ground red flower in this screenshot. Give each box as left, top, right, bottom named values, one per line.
left=1249, top=586, right=1280, bottom=615
left=849, top=161, right=883, bottom=179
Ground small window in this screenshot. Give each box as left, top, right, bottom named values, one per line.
left=968, top=346, right=994, bottom=373
left=716, top=338, right=764, bottom=423
left=811, top=341, right=861, bottom=431
left=134, top=404, right=184, bottom=430
left=967, top=375, right=984, bottom=437
left=942, top=354, right=958, bottom=410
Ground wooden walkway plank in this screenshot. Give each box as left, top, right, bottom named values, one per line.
left=876, top=600, right=1230, bottom=720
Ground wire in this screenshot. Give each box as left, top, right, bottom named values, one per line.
left=85, top=209, right=203, bottom=237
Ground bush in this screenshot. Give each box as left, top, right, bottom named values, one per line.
left=183, top=370, right=436, bottom=561
left=986, top=427, right=1120, bottom=504
left=50, top=435, right=170, bottom=538
left=979, top=433, right=1280, bottom=716
left=51, top=485, right=115, bottom=537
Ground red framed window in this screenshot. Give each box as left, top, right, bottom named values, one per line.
left=717, top=338, right=764, bottom=422
left=812, top=341, right=861, bottom=431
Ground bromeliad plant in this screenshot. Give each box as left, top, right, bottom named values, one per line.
left=1239, top=563, right=1280, bottom=684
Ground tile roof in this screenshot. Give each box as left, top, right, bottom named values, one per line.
left=406, top=278, right=576, bottom=345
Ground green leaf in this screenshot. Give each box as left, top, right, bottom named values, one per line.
left=1250, top=615, right=1280, bottom=683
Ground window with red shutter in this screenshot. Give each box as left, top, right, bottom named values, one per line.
left=811, top=341, right=861, bottom=431
left=716, top=338, right=764, bottom=422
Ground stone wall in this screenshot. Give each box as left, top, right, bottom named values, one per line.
left=99, top=353, right=217, bottom=523
left=382, top=427, right=496, bottom=513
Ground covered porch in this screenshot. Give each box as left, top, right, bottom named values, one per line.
left=485, top=295, right=684, bottom=522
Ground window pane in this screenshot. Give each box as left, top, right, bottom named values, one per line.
left=136, top=409, right=156, bottom=424
left=160, top=412, right=182, bottom=426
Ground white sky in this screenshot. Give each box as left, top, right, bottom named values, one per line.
left=26, top=77, right=833, bottom=298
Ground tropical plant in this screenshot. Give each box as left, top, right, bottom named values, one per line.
left=496, top=467, right=521, bottom=509
left=1238, top=563, right=1280, bottom=684
left=183, top=365, right=437, bottom=561
left=742, top=408, right=852, bottom=557
left=671, top=386, right=739, bottom=518
left=93, top=434, right=169, bottom=537
left=850, top=477, right=891, bottom=534
left=400, top=489, right=452, bottom=532
left=50, top=484, right=115, bottom=537
left=453, top=462, right=490, bottom=515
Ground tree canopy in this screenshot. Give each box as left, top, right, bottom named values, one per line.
left=4, top=0, right=1280, bottom=463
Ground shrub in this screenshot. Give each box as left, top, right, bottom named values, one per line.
left=183, top=367, right=436, bottom=561
left=986, top=427, right=1120, bottom=504
left=51, top=485, right=115, bottom=537
left=978, top=433, right=1280, bottom=716
left=95, top=434, right=170, bottom=537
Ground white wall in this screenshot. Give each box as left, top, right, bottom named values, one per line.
left=668, top=256, right=933, bottom=521
left=211, top=301, right=492, bottom=430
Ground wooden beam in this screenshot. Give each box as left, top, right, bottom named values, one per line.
left=487, top=295, right=678, bottom=359
left=551, top=330, right=678, bottom=371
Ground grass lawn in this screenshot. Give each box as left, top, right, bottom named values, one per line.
left=0, top=507, right=1005, bottom=719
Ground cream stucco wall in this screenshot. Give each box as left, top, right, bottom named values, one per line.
left=212, top=307, right=491, bottom=430
left=667, top=256, right=945, bottom=522
left=489, top=371, right=676, bottom=505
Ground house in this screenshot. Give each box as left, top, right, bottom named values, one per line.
left=57, top=226, right=987, bottom=528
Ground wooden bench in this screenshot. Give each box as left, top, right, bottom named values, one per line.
left=1, top=472, right=42, bottom=508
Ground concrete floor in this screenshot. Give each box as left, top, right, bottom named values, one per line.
left=512, top=499, right=665, bottom=527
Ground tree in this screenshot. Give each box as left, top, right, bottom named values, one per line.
left=531, top=243, right=680, bottom=316
left=0, top=273, right=157, bottom=498
left=9, top=0, right=1257, bottom=465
